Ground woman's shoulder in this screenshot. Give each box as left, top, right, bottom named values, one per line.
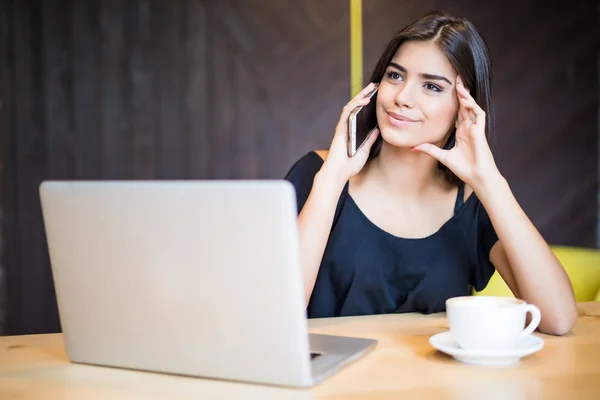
left=284, top=150, right=327, bottom=179
left=292, top=149, right=327, bottom=165
left=283, top=150, right=328, bottom=213
left=314, top=150, right=329, bottom=161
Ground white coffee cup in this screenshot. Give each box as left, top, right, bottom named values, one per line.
left=446, top=296, right=541, bottom=352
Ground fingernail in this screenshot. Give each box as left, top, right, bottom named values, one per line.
left=410, top=147, right=419, bottom=152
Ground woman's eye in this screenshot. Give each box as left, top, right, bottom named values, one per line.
left=386, top=71, right=402, bottom=80
left=425, top=83, right=442, bottom=92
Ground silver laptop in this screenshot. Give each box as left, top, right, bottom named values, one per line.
left=39, top=180, right=376, bottom=388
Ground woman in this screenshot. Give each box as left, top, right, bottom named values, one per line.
left=284, top=11, right=577, bottom=335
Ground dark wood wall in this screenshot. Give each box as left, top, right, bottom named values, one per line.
left=1, top=0, right=598, bottom=335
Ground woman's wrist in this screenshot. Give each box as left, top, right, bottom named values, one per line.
left=314, top=164, right=348, bottom=193
left=471, top=169, right=508, bottom=204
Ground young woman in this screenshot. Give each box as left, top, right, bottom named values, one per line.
left=284, top=11, right=576, bottom=335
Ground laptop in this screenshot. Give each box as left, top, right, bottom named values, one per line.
left=39, top=180, right=377, bottom=388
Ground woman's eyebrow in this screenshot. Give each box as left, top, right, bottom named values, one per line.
left=388, top=62, right=452, bottom=85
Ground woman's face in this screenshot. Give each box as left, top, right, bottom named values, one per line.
left=376, top=40, right=459, bottom=149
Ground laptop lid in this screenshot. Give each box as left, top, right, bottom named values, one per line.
left=39, top=180, right=313, bottom=387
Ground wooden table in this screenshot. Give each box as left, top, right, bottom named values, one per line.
left=1, top=302, right=599, bottom=399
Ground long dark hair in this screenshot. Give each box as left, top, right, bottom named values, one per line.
left=368, top=11, right=494, bottom=187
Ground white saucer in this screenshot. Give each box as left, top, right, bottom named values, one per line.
left=429, top=331, right=544, bottom=366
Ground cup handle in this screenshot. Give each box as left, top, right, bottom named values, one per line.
left=520, top=304, right=542, bottom=339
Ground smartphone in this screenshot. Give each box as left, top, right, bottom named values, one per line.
left=347, top=84, right=379, bottom=157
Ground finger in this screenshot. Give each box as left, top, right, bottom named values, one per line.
left=458, top=94, right=470, bottom=126
left=345, top=84, right=377, bottom=115
left=336, top=83, right=378, bottom=138
left=358, top=128, right=380, bottom=155
left=337, top=91, right=371, bottom=121
left=336, top=95, right=373, bottom=131
left=352, top=82, right=376, bottom=102
left=461, top=117, right=473, bottom=137
left=456, top=80, right=478, bottom=116
left=350, top=82, right=379, bottom=115
left=455, top=77, right=469, bottom=125
left=458, top=97, right=476, bottom=124
left=456, top=117, right=472, bottom=137
left=459, top=96, right=486, bottom=125
left=458, top=95, right=478, bottom=109
left=411, top=143, right=448, bottom=165
left=456, top=104, right=463, bottom=127
left=456, top=79, right=473, bottom=100
left=456, top=75, right=467, bottom=96
left=458, top=95, right=482, bottom=115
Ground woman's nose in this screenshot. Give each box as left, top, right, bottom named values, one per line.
left=394, top=82, right=416, bottom=109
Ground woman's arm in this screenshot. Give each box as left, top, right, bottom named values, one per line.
left=476, top=176, right=577, bottom=335
left=297, top=159, right=346, bottom=304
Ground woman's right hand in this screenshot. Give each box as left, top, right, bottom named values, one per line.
left=320, top=82, right=380, bottom=185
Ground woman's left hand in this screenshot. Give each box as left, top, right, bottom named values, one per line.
left=412, top=76, right=500, bottom=190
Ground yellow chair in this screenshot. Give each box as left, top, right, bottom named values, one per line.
left=474, top=246, right=600, bottom=302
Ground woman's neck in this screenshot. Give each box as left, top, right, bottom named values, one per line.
left=358, top=141, right=451, bottom=199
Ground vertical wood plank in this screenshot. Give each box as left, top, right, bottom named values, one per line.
left=12, top=0, right=31, bottom=334
left=0, top=0, right=16, bottom=335
left=39, top=0, right=74, bottom=334
left=43, top=0, right=73, bottom=180
left=211, top=3, right=233, bottom=179
left=12, top=0, right=61, bottom=334
left=8, top=0, right=30, bottom=334
left=99, top=0, right=131, bottom=179
left=181, top=0, right=210, bottom=178
left=72, top=0, right=103, bottom=179
left=230, top=51, right=259, bottom=179
left=154, top=0, right=185, bottom=178
left=130, top=0, right=156, bottom=179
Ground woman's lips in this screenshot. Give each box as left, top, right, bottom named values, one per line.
left=386, top=111, right=418, bottom=127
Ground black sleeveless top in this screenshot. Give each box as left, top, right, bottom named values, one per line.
left=284, top=151, right=499, bottom=318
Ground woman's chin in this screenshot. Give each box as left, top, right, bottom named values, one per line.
left=379, top=133, right=421, bottom=150
left=380, top=129, right=445, bottom=151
